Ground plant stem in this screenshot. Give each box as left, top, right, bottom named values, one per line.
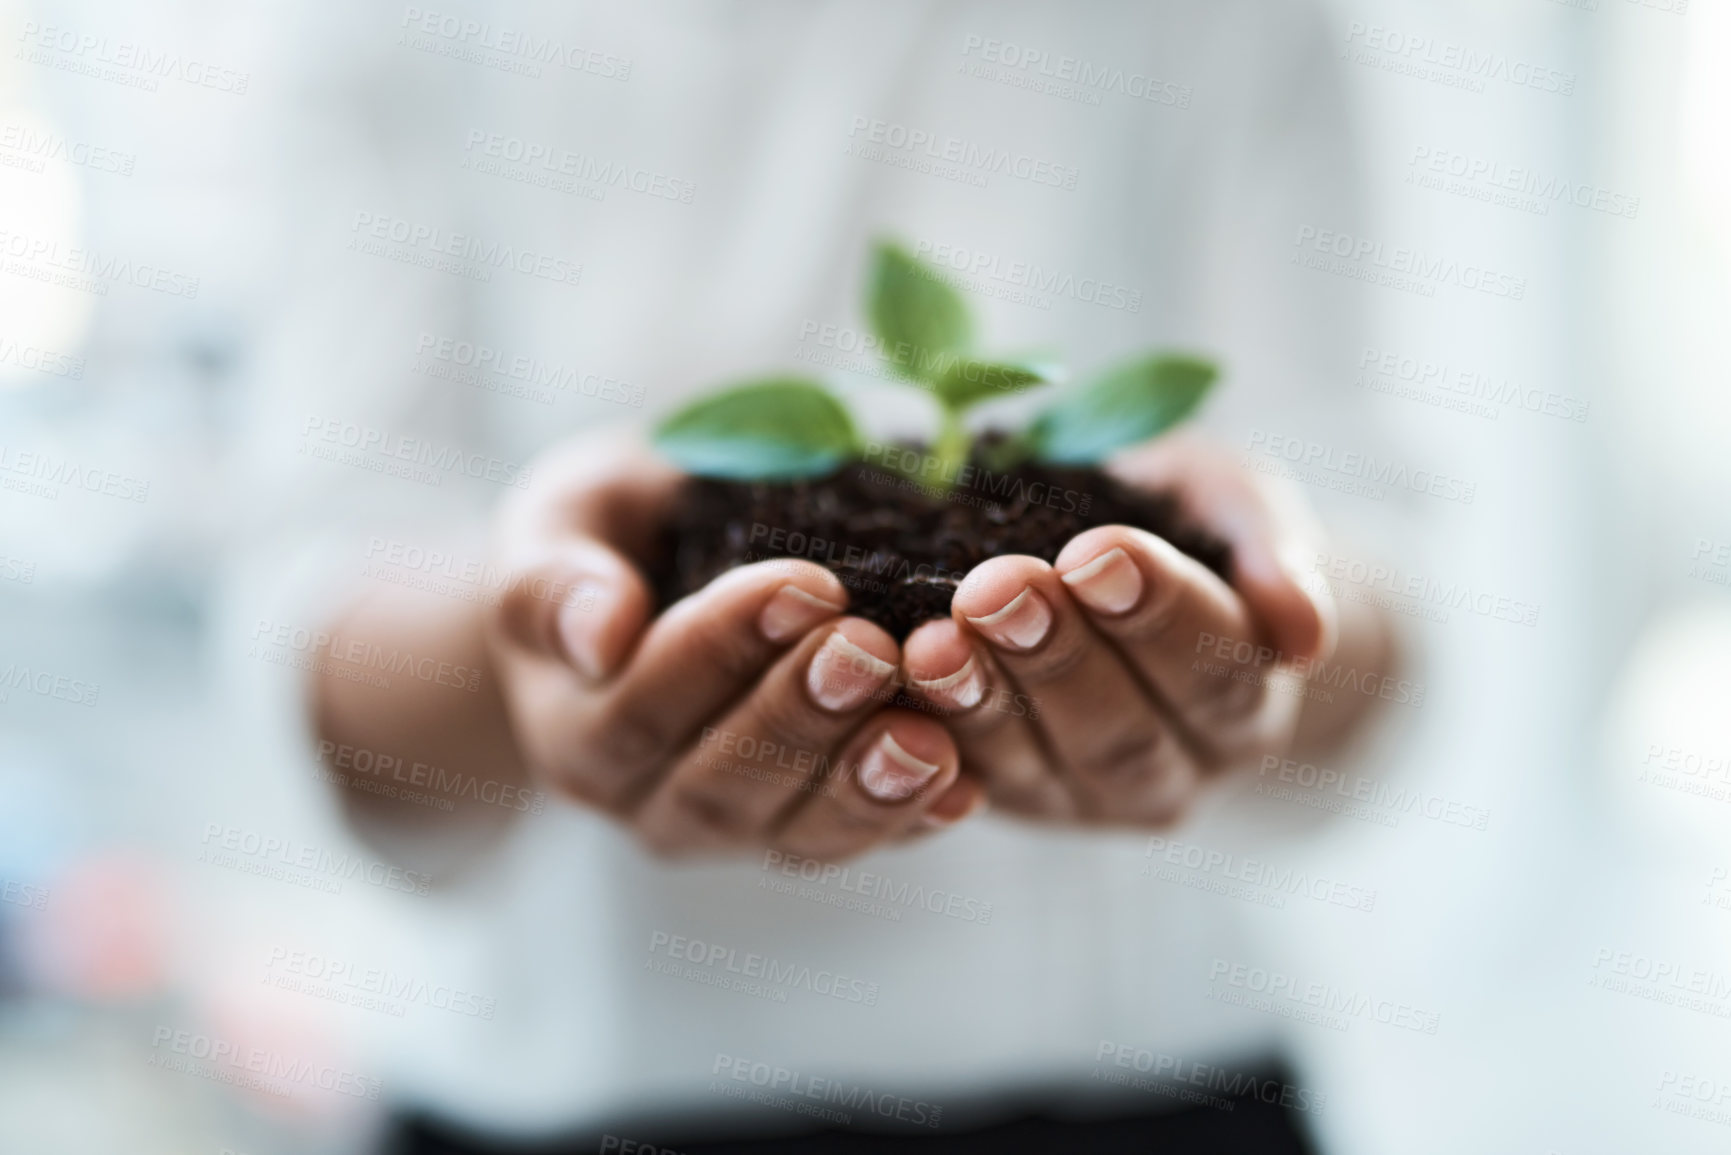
left=930, top=405, right=971, bottom=494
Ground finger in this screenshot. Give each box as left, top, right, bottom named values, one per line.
left=560, top=560, right=850, bottom=811
left=495, top=537, right=653, bottom=682
left=492, top=434, right=686, bottom=680
left=922, top=774, right=985, bottom=828
left=1055, top=526, right=1290, bottom=753
left=901, top=619, right=1074, bottom=819
left=772, top=713, right=961, bottom=860
left=1110, top=432, right=1337, bottom=662
left=951, top=556, right=1199, bottom=824
left=632, top=618, right=900, bottom=855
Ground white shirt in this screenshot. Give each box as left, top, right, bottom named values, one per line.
left=218, top=0, right=1427, bottom=1139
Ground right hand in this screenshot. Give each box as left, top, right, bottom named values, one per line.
left=483, top=432, right=981, bottom=860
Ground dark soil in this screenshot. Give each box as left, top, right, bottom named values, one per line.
left=651, top=441, right=1231, bottom=640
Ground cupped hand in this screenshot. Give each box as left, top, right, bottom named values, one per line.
left=899, top=432, right=1343, bottom=827
left=484, top=434, right=981, bottom=860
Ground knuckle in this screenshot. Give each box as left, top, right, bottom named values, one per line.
left=1073, top=728, right=1166, bottom=787
left=989, top=779, right=1073, bottom=820
left=670, top=606, right=768, bottom=684
left=671, top=788, right=756, bottom=842
left=831, top=789, right=901, bottom=833
left=1132, top=581, right=1189, bottom=644
left=1019, top=626, right=1091, bottom=681
left=1138, top=760, right=1199, bottom=827
left=964, top=745, right=1049, bottom=795
left=745, top=696, right=833, bottom=763
left=944, top=688, right=1014, bottom=737
left=587, top=700, right=676, bottom=779
left=1193, top=668, right=1266, bottom=724
left=497, top=566, right=557, bottom=649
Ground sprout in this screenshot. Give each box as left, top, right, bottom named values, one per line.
left=654, top=239, right=1217, bottom=485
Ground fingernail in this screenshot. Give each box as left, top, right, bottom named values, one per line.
left=558, top=582, right=614, bottom=679
left=909, top=655, right=985, bottom=709
left=857, top=732, right=942, bottom=803
left=758, top=585, right=844, bottom=644
left=965, top=587, right=1052, bottom=651
left=1061, top=547, right=1142, bottom=615
left=806, top=631, right=896, bottom=712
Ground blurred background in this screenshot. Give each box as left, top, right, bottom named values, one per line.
left=2, top=1, right=1730, bottom=1152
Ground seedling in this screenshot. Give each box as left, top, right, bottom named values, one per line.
left=654, top=239, right=1219, bottom=486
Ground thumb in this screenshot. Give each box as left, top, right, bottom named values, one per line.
left=496, top=539, right=652, bottom=681
left=493, top=432, right=681, bottom=680
left=1224, top=504, right=1337, bottom=664
left=1110, top=432, right=1336, bottom=663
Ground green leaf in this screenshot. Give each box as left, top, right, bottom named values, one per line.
left=867, top=240, right=972, bottom=384
left=653, top=378, right=861, bottom=480
left=931, top=359, right=1048, bottom=411
left=1029, top=354, right=1217, bottom=465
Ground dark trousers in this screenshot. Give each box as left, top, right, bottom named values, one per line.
left=383, top=1063, right=1321, bottom=1155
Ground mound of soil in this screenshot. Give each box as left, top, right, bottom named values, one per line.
left=651, top=441, right=1230, bottom=640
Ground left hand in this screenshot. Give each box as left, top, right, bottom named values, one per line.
left=899, top=431, right=1354, bottom=827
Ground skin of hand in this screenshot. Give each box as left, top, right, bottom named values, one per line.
left=476, top=435, right=983, bottom=861
left=898, top=431, right=1393, bottom=827
left=314, top=429, right=1389, bottom=861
